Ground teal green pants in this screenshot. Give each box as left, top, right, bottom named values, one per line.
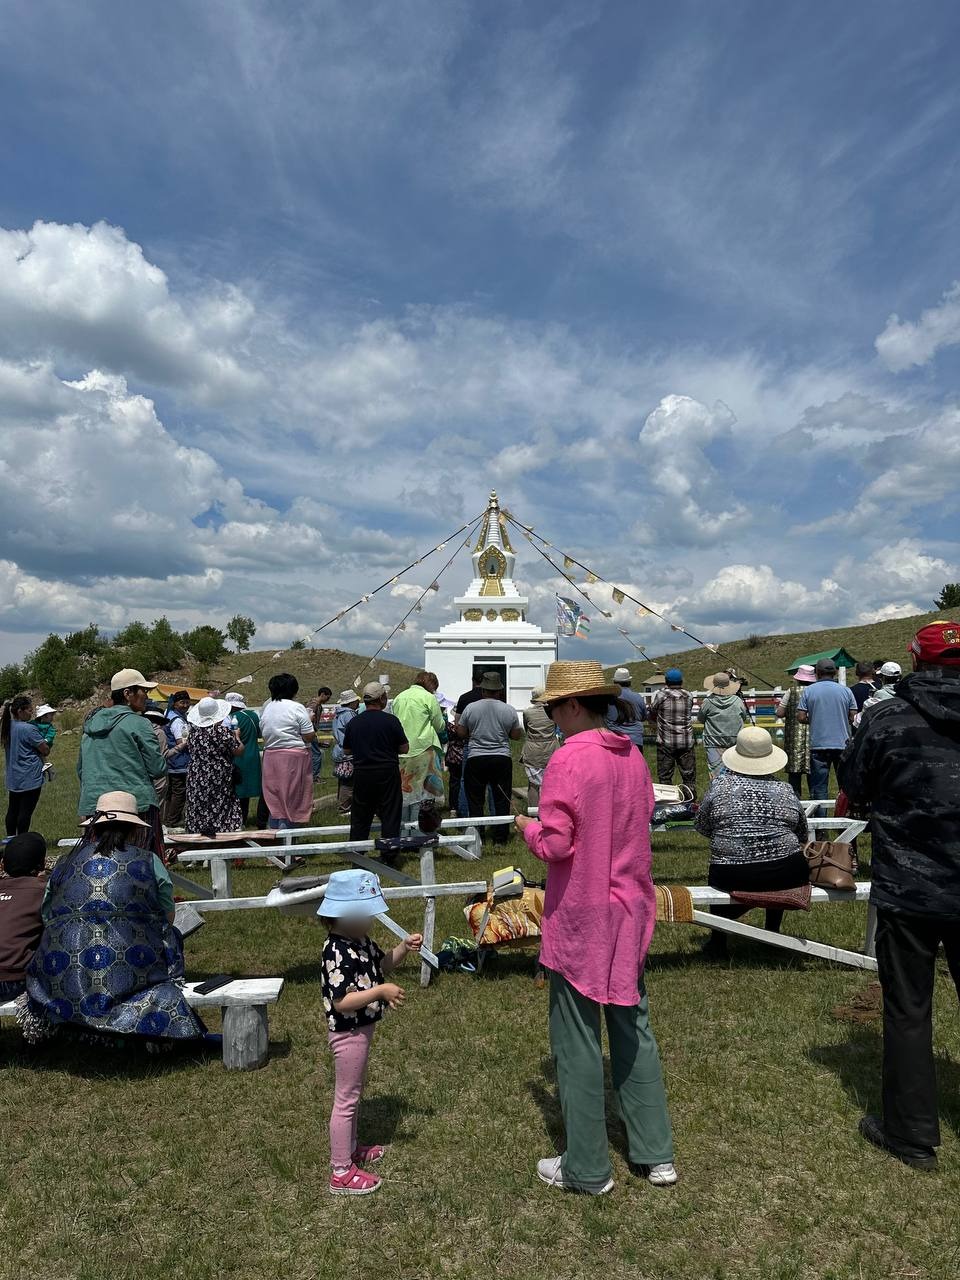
left=549, top=971, right=674, bottom=1184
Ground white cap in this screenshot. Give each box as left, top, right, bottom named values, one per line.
left=880, top=661, right=902, bottom=678
left=363, top=681, right=387, bottom=701
left=614, top=667, right=631, bottom=684
left=110, top=668, right=157, bottom=692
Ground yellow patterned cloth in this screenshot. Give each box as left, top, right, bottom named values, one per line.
left=465, top=888, right=545, bottom=947
left=654, top=885, right=694, bottom=923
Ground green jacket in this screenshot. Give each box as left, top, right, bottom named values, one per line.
left=696, top=693, right=750, bottom=749
left=233, top=708, right=262, bottom=798
left=77, top=706, right=168, bottom=816
left=392, top=683, right=444, bottom=758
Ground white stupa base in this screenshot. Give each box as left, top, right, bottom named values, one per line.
left=424, top=623, right=556, bottom=710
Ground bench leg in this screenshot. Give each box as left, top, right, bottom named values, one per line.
left=420, top=844, right=436, bottom=989
left=210, top=857, right=233, bottom=899
left=221, top=1004, right=269, bottom=1069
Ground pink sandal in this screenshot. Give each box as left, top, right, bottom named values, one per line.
left=329, top=1164, right=382, bottom=1196
left=353, top=1143, right=386, bottom=1165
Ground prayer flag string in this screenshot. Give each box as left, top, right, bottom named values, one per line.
left=351, top=514, right=486, bottom=689
left=502, top=512, right=776, bottom=687
left=224, top=510, right=487, bottom=694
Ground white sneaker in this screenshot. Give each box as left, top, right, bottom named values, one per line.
left=537, top=1155, right=613, bottom=1195
left=645, top=1162, right=678, bottom=1187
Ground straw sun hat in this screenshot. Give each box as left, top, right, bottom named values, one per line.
left=721, top=726, right=788, bottom=776
left=81, top=790, right=149, bottom=828
left=703, top=670, right=742, bottom=694
left=540, top=661, right=619, bottom=704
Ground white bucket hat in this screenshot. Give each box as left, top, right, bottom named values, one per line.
left=338, top=689, right=361, bottom=706
left=315, top=869, right=388, bottom=919
left=34, top=704, right=57, bottom=717
left=614, top=667, right=632, bottom=684
left=187, top=696, right=233, bottom=728
left=721, top=726, right=788, bottom=776
left=224, top=692, right=247, bottom=708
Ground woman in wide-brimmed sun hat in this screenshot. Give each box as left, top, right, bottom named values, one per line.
left=25, top=791, right=207, bottom=1046
left=514, top=661, right=676, bottom=1196
left=694, top=727, right=809, bottom=958
left=185, top=698, right=244, bottom=835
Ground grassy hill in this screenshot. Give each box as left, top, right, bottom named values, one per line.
left=161, top=646, right=419, bottom=705
left=606, top=608, right=957, bottom=691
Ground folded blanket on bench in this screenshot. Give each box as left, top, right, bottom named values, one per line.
left=654, top=885, right=694, bottom=923
left=729, top=884, right=812, bottom=912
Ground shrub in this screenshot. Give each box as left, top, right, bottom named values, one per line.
left=0, top=663, right=24, bottom=701
left=183, top=625, right=226, bottom=665
left=746, top=633, right=763, bottom=649
left=290, top=639, right=306, bottom=651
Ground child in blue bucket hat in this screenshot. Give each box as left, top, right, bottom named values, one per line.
left=317, top=868, right=421, bottom=1196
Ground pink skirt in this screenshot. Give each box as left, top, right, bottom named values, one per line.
left=261, top=748, right=313, bottom=823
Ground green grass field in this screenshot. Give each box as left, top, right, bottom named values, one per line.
left=3, top=736, right=960, bottom=1280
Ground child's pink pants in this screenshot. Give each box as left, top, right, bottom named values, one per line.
left=328, top=1023, right=376, bottom=1168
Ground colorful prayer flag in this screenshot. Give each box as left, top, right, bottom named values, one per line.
left=612, top=588, right=625, bottom=604
left=556, top=596, right=579, bottom=637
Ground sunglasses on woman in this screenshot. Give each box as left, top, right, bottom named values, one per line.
left=544, top=698, right=569, bottom=721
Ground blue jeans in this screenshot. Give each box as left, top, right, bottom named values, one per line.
left=311, top=741, right=324, bottom=782
left=809, top=749, right=843, bottom=815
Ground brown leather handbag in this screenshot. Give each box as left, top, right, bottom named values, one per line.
left=804, top=840, right=856, bottom=892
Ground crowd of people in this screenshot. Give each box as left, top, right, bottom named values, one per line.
left=1, top=619, right=958, bottom=1190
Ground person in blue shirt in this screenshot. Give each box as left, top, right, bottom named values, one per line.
left=606, top=668, right=648, bottom=751
left=797, top=659, right=857, bottom=813
left=2, top=696, right=50, bottom=836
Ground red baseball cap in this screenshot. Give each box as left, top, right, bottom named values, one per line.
left=909, top=621, right=960, bottom=667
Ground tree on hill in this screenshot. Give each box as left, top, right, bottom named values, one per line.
left=24, top=628, right=104, bottom=704
left=934, top=583, right=960, bottom=610
left=0, top=663, right=24, bottom=701
left=183, top=625, right=227, bottom=666
left=227, top=614, right=257, bottom=653
left=110, top=617, right=185, bottom=679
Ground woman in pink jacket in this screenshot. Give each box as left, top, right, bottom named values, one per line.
left=516, top=661, right=675, bottom=1195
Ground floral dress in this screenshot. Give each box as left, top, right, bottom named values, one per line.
left=185, top=723, right=242, bottom=835
left=321, top=932, right=385, bottom=1033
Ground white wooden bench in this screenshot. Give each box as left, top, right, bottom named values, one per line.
left=686, top=881, right=877, bottom=971
left=0, top=978, right=284, bottom=1071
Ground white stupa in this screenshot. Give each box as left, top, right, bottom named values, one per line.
left=424, top=491, right=557, bottom=709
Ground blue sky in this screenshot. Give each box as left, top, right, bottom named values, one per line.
left=1, top=1, right=958, bottom=672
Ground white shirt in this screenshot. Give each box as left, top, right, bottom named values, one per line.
left=259, top=699, right=313, bottom=750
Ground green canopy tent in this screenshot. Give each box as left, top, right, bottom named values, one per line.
left=786, top=647, right=858, bottom=674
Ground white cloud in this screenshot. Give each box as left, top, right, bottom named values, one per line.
left=635, top=395, right=749, bottom=546
left=0, top=216, right=956, bottom=669
left=876, top=282, right=960, bottom=372
left=0, top=220, right=261, bottom=401
left=675, top=564, right=847, bottom=629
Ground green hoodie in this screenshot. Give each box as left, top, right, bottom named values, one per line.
left=77, top=706, right=168, bottom=816
left=696, top=693, right=750, bottom=749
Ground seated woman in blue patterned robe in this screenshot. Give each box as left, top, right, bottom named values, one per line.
left=26, top=790, right=205, bottom=1042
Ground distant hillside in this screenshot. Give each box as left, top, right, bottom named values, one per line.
left=158, top=647, right=420, bottom=705
left=605, top=608, right=956, bottom=691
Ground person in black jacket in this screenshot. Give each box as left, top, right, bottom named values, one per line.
left=838, top=620, right=960, bottom=1170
